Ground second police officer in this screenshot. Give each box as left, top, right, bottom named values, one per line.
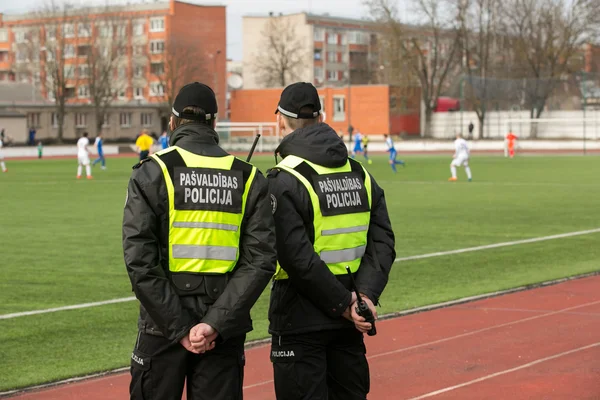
left=267, top=82, right=396, bottom=399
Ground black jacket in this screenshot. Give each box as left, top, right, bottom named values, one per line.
left=267, top=123, right=396, bottom=336
left=122, top=123, right=277, bottom=344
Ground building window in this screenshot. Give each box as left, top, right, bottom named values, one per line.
left=120, top=112, right=132, bottom=127
left=75, top=113, right=87, bottom=127
left=102, top=113, right=110, bottom=128
left=51, top=112, right=59, bottom=127
left=150, top=63, right=164, bottom=75
left=150, top=62, right=164, bottom=75
left=327, top=51, right=336, bottom=62
left=118, top=47, right=127, bottom=57
left=77, top=23, right=91, bottom=37
left=78, top=85, right=89, bottom=98
left=117, top=87, right=127, bottom=99
left=319, top=96, right=325, bottom=113
left=48, top=90, right=56, bottom=101
left=150, top=17, right=165, bottom=32
left=99, top=24, right=112, bottom=38
left=150, top=82, right=165, bottom=97
left=133, top=45, right=145, bottom=56
left=64, top=66, right=75, bottom=79
left=133, top=22, right=144, bottom=36
left=0, top=30, right=8, bottom=42
left=45, top=26, right=56, bottom=40
left=118, top=67, right=127, bottom=79
left=327, top=70, right=338, bottom=81
left=314, top=49, right=322, bottom=61
left=314, top=27, right=324, bottom=41
left=341, top=33, right=347, bottom=45
left=65, top=87, right=76, bottom=98
left=64, top=44, right=75, bottom=58
left=16, top=50, right=28, bottom=63
left=333, top=96, right=345, bottom=121
left=348, top=31, right=368, bottom=45
left=63, top=23, right=75, bottom=38
left=77, top=45, right=91, bottom=58
left=116, top=25, right=127, bottom=37
left=134, top=87, right=144, bottom=99
left=150, top=41, right=165, bottom=54
left=28, top=113, right=41, bottom=128
left=78, top=64, right=89, bottom=78
left=314, top=67, right=324, bottom=82
left=134, top=66, right=144, bottom=78
left=327, top=33, right=338, bottom=45
left=14, top=31, right=26, bottom=43
left=141, top=113, right=153, bottom=127
left=46, top=50, right=54, bottom=62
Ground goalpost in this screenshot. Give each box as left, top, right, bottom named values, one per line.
left=214, top=122, right=280, bottom=153
left=503, top=117, right=600, bottom=155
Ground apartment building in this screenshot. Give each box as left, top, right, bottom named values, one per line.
left=0, top=0, right=226, bottom=122
left=242, top=13, right=380, bottom=89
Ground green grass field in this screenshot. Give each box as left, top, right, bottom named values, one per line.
left=1, top=153, right=599, bottom=391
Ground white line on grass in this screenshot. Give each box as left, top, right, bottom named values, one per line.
left=1, top=228, right=599, bottom=320
left=380, top=180, right=600, bottom=188
left=395, top=228, right=600, bottom=263
left=406, top=342, right=600, bottom=399
left=0, top=297, right=136, bottom=320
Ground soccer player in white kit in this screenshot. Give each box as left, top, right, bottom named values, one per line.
left=0, top=137, right=7, bottom=173
left=77, top=132, right=92, bottom=179
left=449, top=133, right=472, bottom=182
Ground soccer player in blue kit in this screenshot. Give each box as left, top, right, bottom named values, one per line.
left=384, top=134, right=405, bottom=172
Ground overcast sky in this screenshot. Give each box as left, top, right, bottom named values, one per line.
left=1, top=0, right=412, bottom=60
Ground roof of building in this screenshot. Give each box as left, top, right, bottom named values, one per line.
left=244, top=12, right=377, bottom=27
left=0, top=109, right=26, bottom=118
left=305, top=13, right=377, bottom=27
left=1, top=1, right=170, bottom=22
left=0, top=82, right=51, bottom=106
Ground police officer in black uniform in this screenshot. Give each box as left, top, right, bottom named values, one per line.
left=267, top=82, right=396, bottom=399
left=123, top=82, right=277, bottom=400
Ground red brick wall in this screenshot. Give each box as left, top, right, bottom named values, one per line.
left=170, top=1, right=226, bottom=116
left=230, top=85, right=393, bottom=135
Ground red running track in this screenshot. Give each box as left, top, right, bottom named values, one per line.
left=7, top=275, right=600, bottom=400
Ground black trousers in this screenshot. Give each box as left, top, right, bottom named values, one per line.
left=129, top=332, right=246, bottom=400
left=271, top=328, right=370, bottom=400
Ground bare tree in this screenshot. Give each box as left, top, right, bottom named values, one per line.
left=457, top=0, right=500, bottom=138
left=368, top=0, right=461, bottom=136
left=35, top=0, right=82, bottom=142
left=85, top=14, right=130, bottom=136
left=500, top=0, right=600, bottom=135
left=153, top=36, right=209, bottom=112
left=253, top=16, right=307, bottom=87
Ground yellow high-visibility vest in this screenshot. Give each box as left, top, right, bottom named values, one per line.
left=151, top=146, right=257, bottom=275
left=273, top=155, right=372, bottom=280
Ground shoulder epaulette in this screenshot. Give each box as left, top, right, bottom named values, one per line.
left=266, top=167, right=281, bottom=178
left=132, top=158, right=151, bottom=170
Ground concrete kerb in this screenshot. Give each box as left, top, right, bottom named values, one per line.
left=1, top=270, right=599, bottom=399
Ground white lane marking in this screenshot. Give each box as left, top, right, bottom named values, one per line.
left=406, top=342, right=600, bottom=399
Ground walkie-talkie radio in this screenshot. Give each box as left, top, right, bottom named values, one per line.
left=345, top=266, right=377, bottom=336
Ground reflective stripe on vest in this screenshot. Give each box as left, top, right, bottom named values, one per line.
left=273, top=155, right=372, bottom=280
left=151, top=146, right=257, bottom=274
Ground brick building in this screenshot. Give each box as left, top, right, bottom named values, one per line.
left=243, top=13, right=381, bottom=89
left=0, top=0, right=226, bottom=137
